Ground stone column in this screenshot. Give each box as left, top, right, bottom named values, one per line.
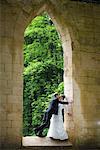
left=0, top=38, right=23, bottom=148
left=0, top=2, right=23, bottom=148
left=70, top=4, right=100, bottom=148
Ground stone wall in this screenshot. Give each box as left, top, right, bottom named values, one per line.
left=0, top=0, right=100, bottom=149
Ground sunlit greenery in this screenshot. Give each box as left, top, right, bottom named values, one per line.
left=23, top=13, right=64, bottom=136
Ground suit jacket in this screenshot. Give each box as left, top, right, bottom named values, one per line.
left=46, top=98, right=68, bottom=115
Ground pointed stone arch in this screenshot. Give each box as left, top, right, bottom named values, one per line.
left=14, top=1, right=74, bottom=142
left=0, top=0, right=100, bottom=149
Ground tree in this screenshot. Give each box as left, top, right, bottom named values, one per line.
left=23, top=12, right=64, bottom=136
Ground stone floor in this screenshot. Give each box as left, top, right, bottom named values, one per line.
left=22, top=136, right=72, bottom=147
left=1, top=137, right=99, bottom=150
left=20, top=136, right=73, bottom=149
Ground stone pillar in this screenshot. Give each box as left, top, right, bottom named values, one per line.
left=61, top=28, right=74, bottom=138
left=70, top=4, right=100, bottom=148
left=55, top=3, right=100, bottom=148
left=0, top=2, right=23, bottom=148
left=0, top=37, right=23, bottom=148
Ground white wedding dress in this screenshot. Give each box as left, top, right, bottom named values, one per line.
left=47, top=103, right=68, bottom=140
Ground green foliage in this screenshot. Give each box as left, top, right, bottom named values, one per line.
left=23, top=12, right=64, bottom=136
left=55, top=82, right=64, bottom=94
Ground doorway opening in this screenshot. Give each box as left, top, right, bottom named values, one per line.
left=23, top=12, right=64, bottom=136
left=23, top=11, right=73, bottom=146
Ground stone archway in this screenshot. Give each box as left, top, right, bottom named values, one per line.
left=22, top=6, right=74, bottom=147
left=0, top=0, right=100, bottom=149
left=22, top=10, right=73, bottom=143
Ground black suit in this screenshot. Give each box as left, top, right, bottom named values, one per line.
left=35, top=98, right=68, bottom=135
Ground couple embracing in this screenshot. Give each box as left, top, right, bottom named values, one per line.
left=34, top=93, right=72, bottom=140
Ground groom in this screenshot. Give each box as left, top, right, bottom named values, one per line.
left=34, top=93, right=69, bottom=137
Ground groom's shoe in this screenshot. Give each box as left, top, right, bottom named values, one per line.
left=37, top=133, right=46, bottom=137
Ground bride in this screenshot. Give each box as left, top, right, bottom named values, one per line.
left=47, top=95, right=69, bottom=140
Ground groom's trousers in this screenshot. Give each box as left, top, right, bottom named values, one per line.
left=36, top=111, right=52, bottom=134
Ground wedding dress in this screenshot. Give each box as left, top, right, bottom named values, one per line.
left=47, top=103, right=68, bottom=140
